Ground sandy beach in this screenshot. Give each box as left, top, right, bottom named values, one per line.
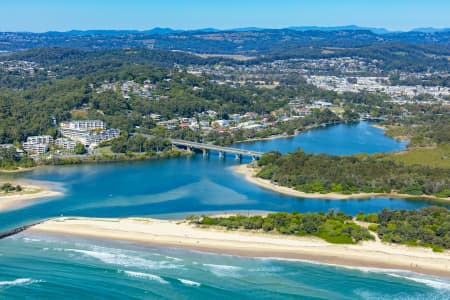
left=30, top=217, right=450, bottom=277
left=232, top=164, right=450, bottom=202
left=0, top=182, right=62, bottom=212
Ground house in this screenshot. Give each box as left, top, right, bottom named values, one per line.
left=313, top=101, right=334, bottom=108
left=212, top=120, right=230, bottom=128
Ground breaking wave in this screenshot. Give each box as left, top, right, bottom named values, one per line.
left=119, top=270, right=168, bottom=284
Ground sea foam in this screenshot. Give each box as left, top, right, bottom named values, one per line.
left=0, top=278, right=44, bottom=287
left=119, top=270, right=168, bottom=284
left=337, top=265, right=450, bottom=291
left=59, top=246, right=182, bottom=270
left=178, top=278, right=201, bottom=287
left=203, top=264, right=242, bottom=277
left=387, top=273, right=450, bottom=290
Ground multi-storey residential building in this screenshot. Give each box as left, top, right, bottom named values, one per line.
left=22, top=135, right=53, bottom=155
left=60, top=120, right=105, bottom=131
left=54, top=138, right=77, bottom=152
left=26, top=135, right=53, bottom=144
left=59, top=120, right=120, bottom=147
left=22, top=142, right=48, bottom=154
left=59, top=127, right=90, bottom=144
left=83, top=129, right=121, bottom=145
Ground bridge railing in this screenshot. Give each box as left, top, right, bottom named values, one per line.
left=170, top=139, right=264, bottom=159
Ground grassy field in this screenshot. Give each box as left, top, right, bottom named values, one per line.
left=94, top=146, right=114, bottom=155
left=385, top=144, right=450, bottom=169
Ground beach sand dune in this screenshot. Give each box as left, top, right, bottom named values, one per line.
left=30, top=217, right=450, bottom=277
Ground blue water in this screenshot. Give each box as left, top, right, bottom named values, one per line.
left=0, top=123, right=431, bottom=232
left=2, top=234, right=449, bottom=299
left=1, top=122, right=448, bottom=299
left=234, top=122, right=408, bottom=155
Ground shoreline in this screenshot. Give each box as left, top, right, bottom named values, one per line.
left=232, top=164, right=450, bottom=202
left=233, top=132, right=297, bottom=144
left=371, top=123, right=411, bottom=141
left=0, top=167, right=36, bottom=174
left=232, top=122, right=343, bottom=145
left=29, top=217, right=450, bottom=278
left=0, top=181, right=63, bottom=212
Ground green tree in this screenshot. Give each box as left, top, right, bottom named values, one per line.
left=74, top=143, right=87, bottom=155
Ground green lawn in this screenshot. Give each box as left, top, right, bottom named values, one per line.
left=94, top=146, right=114, bottom=155
left=386, top=144, right=450, bottom=169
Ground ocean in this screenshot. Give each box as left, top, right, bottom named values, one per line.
left=1, top=233, right=449, bottom=299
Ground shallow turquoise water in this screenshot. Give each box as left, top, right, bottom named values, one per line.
left=1, top=122, right=447, bottom=299
left=1, top=234, right=449, bottom=299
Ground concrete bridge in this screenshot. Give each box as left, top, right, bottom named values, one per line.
left=170, top=139, right=264, bottom=160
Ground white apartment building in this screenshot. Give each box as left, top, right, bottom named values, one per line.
left=83, top=128, right=121, bottom=146
left=59, top=127, right=90, bottom=143
left=22, top=135, right=53, bottom=155
left=59, top=120, right=120, bottom=146
left=60, top=120, right=105, bottom=131
left=54, top=138, right=76, bottom=152
left=22, top=142, right=48, bottom=154
left=26, top=135, right=53, bottom=144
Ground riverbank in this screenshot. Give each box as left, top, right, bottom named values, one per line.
left=232, top=122, right=342, bottom=145
left=0, top=181, right=62, bottom=212
left=232, top=164, right=450, bottom=202
left=29, top=217, right=450, bottom=277
left=233, top=132, right=296, bottom=144
left=0, top=149, right=192, bottom=173
left=0, top=167, right=35, bottom=174
left=371, top=123, right=411, bottom=141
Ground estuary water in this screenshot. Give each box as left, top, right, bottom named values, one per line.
left=1, top=122, right=448, bottom=299
left=234, top=121, right=409, bottom=155
left=0, top=122, right=427, bottom=232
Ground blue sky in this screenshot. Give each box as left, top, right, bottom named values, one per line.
left=0, top=0, right=449, bottom=32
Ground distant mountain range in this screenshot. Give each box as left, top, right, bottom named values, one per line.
left=410, top=27, right=450, bottom=33
left=39, top=25, right=450, bottom=36
left=1, top=25, right=449, bottom=55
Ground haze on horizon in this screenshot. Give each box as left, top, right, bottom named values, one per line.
left=0, top=0, right=449, bottom=33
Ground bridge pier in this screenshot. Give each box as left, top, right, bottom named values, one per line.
left=235, top=153, right=242, bottom=161
left=202, top=148, right=209, bottom=157
left=218, top=151, right=225, bottom=160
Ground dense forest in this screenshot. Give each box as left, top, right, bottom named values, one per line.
left=382, top=105, right=450, bottom=147
left=357, top=206, right=450, bottom=251
left=256, top=150, right=450, bottom=198
left=1, top=29, right=449, bottom=74
left=0, top=147, right=35, bottom=170
left=0, top=50, right=272, bottom=143
left=191, top=211, right=373, bottom=244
